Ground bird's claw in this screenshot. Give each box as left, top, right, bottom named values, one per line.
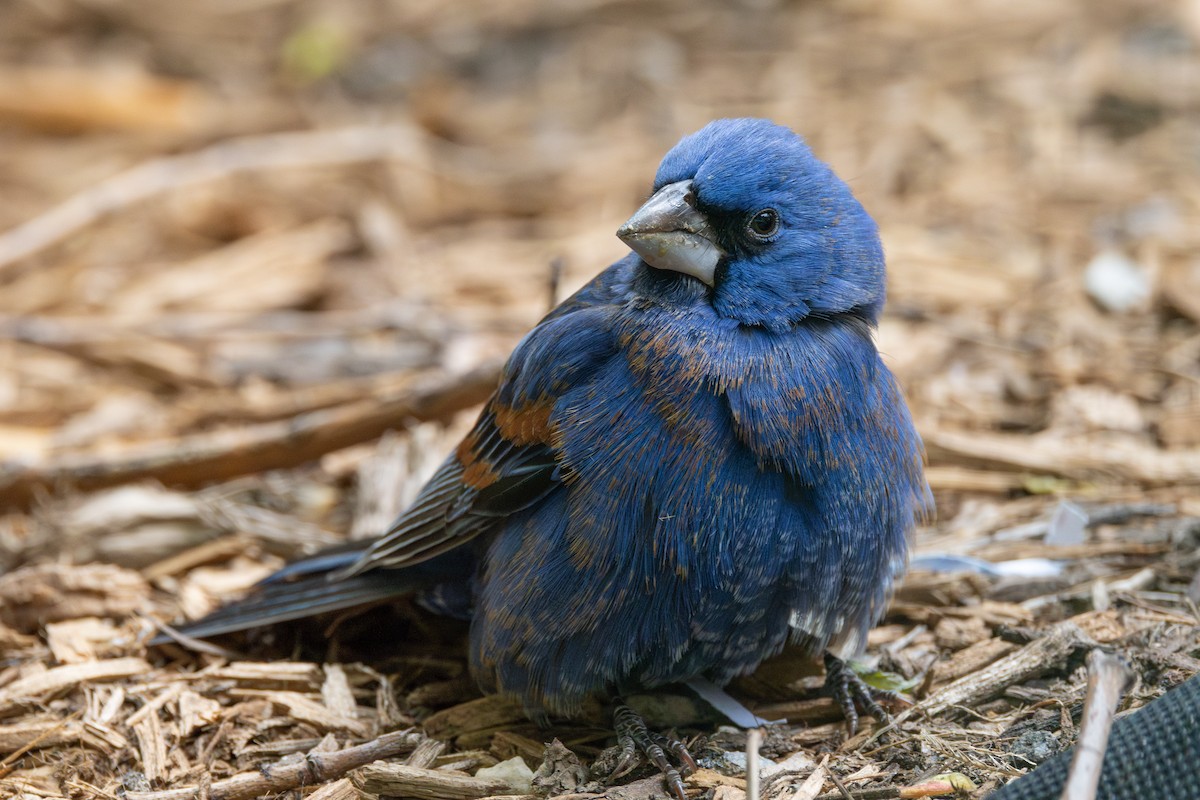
left=610, top=704, right=695, bottom=800
left=824, top=652, right=904, bottom=736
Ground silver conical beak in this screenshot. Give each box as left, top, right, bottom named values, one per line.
left=616, top=180, right=724, bottom=286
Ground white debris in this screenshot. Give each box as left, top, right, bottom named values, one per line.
left=476, top=756, right=535, bottom=794
left=1045, top=500, right=1088, bottom=546
left=1084, top=249, right=1151, bottom=312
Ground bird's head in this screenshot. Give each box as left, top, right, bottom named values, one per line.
left=618, top=118, right=885, bottom=330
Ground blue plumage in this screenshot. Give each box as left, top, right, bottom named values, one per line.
left=168, top=118, right=931, bottom=791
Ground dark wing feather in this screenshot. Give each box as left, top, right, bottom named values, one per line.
left=155, top=261, right=627, bottom=646
left=336, top=413, right=558, bottom=577
left=160, top=399, right=565, bottom=644
left=159, top=572, right=418, bottom=640
left=153, top=544, right=478, bottom=643
left=332, top=258, right=635, bottom=579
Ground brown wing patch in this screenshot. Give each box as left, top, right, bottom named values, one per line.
left=457, top=427, right=500, bottom=489
left=491, top=396, right=556, bottom=446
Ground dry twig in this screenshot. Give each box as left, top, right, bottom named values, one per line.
left=924, top=427, right=1200, bottom=486
left=0, top=124, right=430, bottom=275
left=745, top=728, right=762, bottom=800
left=123, top=728, right=424, bottom=800
left=0, top=361, right=500, bottom=507
left=1060, top=650, right=1134, bottom=800
left=883, top=622, right=1096, bottom=734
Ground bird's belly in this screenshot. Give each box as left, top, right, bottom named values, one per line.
left=467, top=347, right=908, bottom=718
left=467, top=482, right=815, bottom=718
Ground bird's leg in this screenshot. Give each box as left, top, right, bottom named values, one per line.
left=609, top=702, right=697, bottom=800
left=823, top=652, right=903, bottom=735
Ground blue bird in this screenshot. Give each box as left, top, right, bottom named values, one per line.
left=162, top=118, right=932, bottom=798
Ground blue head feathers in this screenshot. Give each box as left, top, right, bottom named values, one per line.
left=621, top=118, right=886, bottom=330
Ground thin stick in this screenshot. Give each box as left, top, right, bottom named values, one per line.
left=891, top=622, right=1095, bottom=728
left=1060, top=650, right=1133, bottom=800
left=745, top=728, right=762, bottom=800
left=0, top=124, right=428, bottom=275
left=145, top=617, right=243, bottom=659
left=123, top=728, right=423, bottom=800
left=0, top=714, right=79, bottom=778
left=0, top=361, right=500, bottom=508
left=827, top=769, right=855, bottom=800
left=923, top=425, right=1200, bottom=486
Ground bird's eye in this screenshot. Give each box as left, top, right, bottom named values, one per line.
left=747, top=209, right=779, bottom=239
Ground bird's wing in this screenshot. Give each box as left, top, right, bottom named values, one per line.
left=336, top=261, right=631, bottom=578
left=337, top=408, right=558, bottom=575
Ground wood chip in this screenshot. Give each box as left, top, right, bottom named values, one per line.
left=423, top=695, right=526, bottom=739
left=925, top=427, right=1200, bottom=486
left=0, top=625, right=38, bottom=655
left=124, top=728, right=422, bottom=800
left=228, top=690, right=368, bottom=736
left=44, top=618, right=127, bottom=664
left=142, top=537, right=252, bottom=582
left=112, top=219, right=352, bottom=322
left=0, top=362, right=500, bottom=507
left=306, top=778, right=358, bottom=800
left=320, top=665, right=358, bottom=720
left=0, top=565, right=149, bottom=633
left=177, top=690, right=221, bottom=738
left=127, top=685, right=185, bottom=727
left=0, top=66, right=214, bottom=134
left=0, top=719, right=103, bottom=755
left=488, top=731, right=545, bottom=765
left=203, top=662, right=323, bottom=689
left=903, top=622, right=1096, bottom=722
left=353, top=763, right=512, bottom=800
left=0, top=658, right=150, bottom=717
left=134, top=711, right=167, bottom=783
left=929, top=638, right=1019, bottom=688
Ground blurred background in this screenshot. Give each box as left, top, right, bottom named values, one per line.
left=1, top=0, right=1199, bottom=795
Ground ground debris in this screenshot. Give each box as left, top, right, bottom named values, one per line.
left=0, top=1, right=1198, bottom=799
left=0, top=563, right=149, bottom=633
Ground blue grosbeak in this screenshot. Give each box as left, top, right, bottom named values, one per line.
left=165, top=118, right=931, bottom=797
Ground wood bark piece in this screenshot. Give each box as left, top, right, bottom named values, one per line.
left=0, top=66, right=213, bottom=133
left=227, top=690, right=369, bottom=736
left=306, top=778, right=358, bottom=800
left=0, top=361, right=501, bottom=508
left=929, top=638, right=1019, bottom=687
left=423, top=695, right=527, bottom=739
left=406, top=737, right=448, bottom=768
left=0, top=563, right=150, bottom=633
left=0, top=658, right=150, bottom=717
left=0, top=719, right=114, bottom=757
left=122, top=728, right=423, bottom=800
left=202, top=662, right=324, bottom=689
left=893, top=622, right=1096, bottom=727
left=134, top=712, right=167, bottom=783
left=924, top=427, right=1200, bottom=486
left=353, top=763, right=512, bottom=800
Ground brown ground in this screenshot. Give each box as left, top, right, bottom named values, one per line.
left=1, top=1, right=1199, bottom=798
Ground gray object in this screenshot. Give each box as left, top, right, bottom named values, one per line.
left=989, top=675, right=1200, bottom=799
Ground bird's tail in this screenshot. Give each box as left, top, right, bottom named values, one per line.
left=151, top=542, right=471, bottom=644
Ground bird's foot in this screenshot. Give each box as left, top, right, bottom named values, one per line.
left=609, top=703, right=697, bottom=800
left=823, top=652, right=904, bottom=736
